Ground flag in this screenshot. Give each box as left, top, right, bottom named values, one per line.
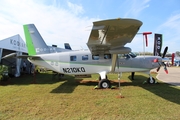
left=153, top=34, right=162, bottom=56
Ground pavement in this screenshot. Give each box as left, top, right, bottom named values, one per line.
left=154, top=67, right=180, bottom=87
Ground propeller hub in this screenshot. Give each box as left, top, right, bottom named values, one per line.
left=153, top=58, right=158, bottom=63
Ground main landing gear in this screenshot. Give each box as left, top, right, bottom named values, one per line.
left=98, top=74, right=111, bottom=89
left=98, top=79, right=111, bottom=88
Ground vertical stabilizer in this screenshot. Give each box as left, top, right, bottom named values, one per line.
left=23, top=24, right=50, bottom=55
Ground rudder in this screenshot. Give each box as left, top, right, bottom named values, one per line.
left=23, top=24, right=50, bottom=55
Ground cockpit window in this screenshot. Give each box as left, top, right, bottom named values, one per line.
left=118, top=52, right=137, bottom=59
left=104, top=54, right=111, bottom=59
left=118, top=54, right=127, bottom=59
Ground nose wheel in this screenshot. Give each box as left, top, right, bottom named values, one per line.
left=147, top=76, right=156, bottom=84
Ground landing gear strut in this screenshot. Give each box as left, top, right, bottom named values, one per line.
left=98, top=72, right=111, bottom=89
left=147, top=74, right=156, bottom=84
left=147, top=77, right=156, bottom=84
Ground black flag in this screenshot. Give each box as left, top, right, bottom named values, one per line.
left=153, top=34, right=162, bottom=56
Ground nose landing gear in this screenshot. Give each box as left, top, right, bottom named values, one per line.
left=147, top=76, right=156, bottom=84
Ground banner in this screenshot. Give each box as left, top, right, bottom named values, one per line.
left=153, top=34, right=162, bottom=56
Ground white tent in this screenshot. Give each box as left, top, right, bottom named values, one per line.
left=0, top=34, right=27, bottom=77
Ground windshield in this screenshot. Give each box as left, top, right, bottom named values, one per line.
left=128, top=52, right=137, bottom=58
left=118, top=52, right=137, bottom=59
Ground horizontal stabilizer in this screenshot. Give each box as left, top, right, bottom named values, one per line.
left=17, top=55, right=41, bottom=59
left=2, top=53, right=41, bottom=60
left=2, top=53, right=17, bottom=59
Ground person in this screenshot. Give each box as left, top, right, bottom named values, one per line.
left=131, top=72, right=135, bottom=80
left=23, top=61, right=26, bottom=72
left=29, top=63, right=32, bottom=74
left=30, top=63, right=35, bottom=74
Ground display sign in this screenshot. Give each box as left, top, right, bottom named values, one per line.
left=153, top=34, right=162, bottom=56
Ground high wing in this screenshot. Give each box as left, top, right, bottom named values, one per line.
left=87, top=18, right=142, bottom=72
left=87, top=18, right=142, bottom=55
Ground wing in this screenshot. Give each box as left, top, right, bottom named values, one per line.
left=87, top=18, right=143, bottom=54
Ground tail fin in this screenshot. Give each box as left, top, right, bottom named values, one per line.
left=64, top=43, right=72, bottom=50
left=23, top=24, right=50, bottom=55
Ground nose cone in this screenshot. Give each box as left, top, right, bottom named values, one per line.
left=150, top=56, right=162, bottom=68
left=153, top=58, right=158, bottom=63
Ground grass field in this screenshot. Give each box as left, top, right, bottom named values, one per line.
left=0, top=71, right=180, bottom=120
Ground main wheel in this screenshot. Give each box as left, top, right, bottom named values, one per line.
left=147, top=77, right=156, bottom=84
left=98, top=79, right=111, bottom=89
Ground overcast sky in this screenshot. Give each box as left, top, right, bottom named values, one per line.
left=0, top=0, right=180, bottom=53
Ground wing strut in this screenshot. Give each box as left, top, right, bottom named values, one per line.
left=110, top=54, right=118, bottom=72
left=100, top=26, right=109, bottom=44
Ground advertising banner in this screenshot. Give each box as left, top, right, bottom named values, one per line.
left=153, top=34, right=162, bottom=56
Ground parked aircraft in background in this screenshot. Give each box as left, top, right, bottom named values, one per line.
left=172, top=52, right=180, bottom=66
left=3, top=18, right=169, bottom=88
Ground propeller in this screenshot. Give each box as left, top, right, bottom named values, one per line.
left=156, top=46, right=168, bottom=74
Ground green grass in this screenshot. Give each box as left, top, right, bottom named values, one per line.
left=0, top=72, right=180, bottom=120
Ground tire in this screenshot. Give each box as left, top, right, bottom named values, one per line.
left=147, top=77, right=156, bottom=84
left=98, top=79, right=111, bottom=88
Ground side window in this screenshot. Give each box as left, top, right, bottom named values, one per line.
left=118, top=54, right=126, bottom=59
left=70, top=56, right=77, bottom=61
left=104, top=54, right=111, bottom=59
left=124, top=54, right=130, bottom=59
left=82, top=55, right=88, bottom=60
left=92, top=54, right=99, bottom=60
left=118, top=54, right=130, bottom=59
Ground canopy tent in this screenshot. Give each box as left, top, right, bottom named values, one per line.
left=0, top=34, right=28, bottom=77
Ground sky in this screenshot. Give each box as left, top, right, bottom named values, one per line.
left=0, top=0, right=180, bottom=53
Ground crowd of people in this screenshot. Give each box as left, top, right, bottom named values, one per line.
left=22, top=61, right=35, bottom=74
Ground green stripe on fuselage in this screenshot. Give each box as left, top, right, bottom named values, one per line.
left=23, top=25, right=36, bottom=55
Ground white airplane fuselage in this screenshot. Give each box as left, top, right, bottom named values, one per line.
left=28, top=50, right=162, bottom=75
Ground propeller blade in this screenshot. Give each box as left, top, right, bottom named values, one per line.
left=164, top=67, right=168, bottom=74
left=163, top=63, right=168, bottom=74
left=165, top=69, right=168, bottom=74
left=162, top=46, right=168, bottom=58
left=157, top=67, right=161, bottom=72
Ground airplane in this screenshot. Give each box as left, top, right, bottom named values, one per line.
left=3, top=18, right=169, bottom=89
